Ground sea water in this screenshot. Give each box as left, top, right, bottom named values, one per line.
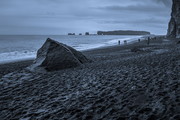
left=0, top=35, right=143, bottom=64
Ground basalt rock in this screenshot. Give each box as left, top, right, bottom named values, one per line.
left=167, top=0, right=180, bottom=38
left=28, top=38, right=90, bottom=71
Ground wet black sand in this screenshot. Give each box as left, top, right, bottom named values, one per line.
left=0, top=37, right=180, bottom=120
left=0, top=60, right=33, bottom=78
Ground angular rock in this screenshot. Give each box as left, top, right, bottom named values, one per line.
left=28, top=38, right=90, bottom=71
left=167, top=0, right=180, bottom=38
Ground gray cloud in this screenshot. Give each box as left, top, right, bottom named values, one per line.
left=102, top=18, right=167, bottom=25
left=0, top=0, right=172, bottom=35
left=98, top=4, right=165, bottom=13
left=153, top=0, right=172, bottom=7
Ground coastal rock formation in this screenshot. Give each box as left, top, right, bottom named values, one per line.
left=167, top=0, right=180, bottom=38
left=68, top=33, right=75, bottom=35
left=97, top=30, right=150, bottom=35
left=28, top=38, right=90, bottom=71
left=85, top=32, right=90, bottom=35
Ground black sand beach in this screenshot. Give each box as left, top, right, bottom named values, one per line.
left=0, top=60, right=33, bottom=78
left=0, top=37, right=180, bottom=120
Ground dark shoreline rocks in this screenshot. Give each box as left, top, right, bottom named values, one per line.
left=28, top=38, right=90, bottom=71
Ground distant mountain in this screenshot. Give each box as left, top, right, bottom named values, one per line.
left=97, top=30, right=150, bottom=35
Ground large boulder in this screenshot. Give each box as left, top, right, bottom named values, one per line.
left=28, top=38, right=90, bottom=71
left=167, top=0, right=180, bottom=38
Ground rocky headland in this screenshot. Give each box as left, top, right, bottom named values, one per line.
left=97, top=30, right=150, bottom=35
left=167, top=0, right=180, bottom=38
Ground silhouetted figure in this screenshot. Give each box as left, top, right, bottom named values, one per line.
left=118, top=40, right=120, bottom=45
left=138, top=39, right=141, bottom=42
left=79, top=33, right=82, bottom=35
left=147, top=37, right=150, bottom=45
left=124, top=40, right=127, bottom=45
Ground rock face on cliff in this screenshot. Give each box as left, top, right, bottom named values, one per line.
left=167, top=0, right=180, bottom=38
left=28, top=38, right=90, bottom=71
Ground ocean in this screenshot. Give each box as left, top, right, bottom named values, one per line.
left=0, top=35, right=143, bottom=64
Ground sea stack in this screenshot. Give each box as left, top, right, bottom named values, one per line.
left=28, top=38, right=90, bottom=71
left=167, top=0, right=180, bottom=38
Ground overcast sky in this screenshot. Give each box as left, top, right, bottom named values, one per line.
left=0, top=0, right=172, bottom=35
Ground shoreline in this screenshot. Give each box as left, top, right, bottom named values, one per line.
left=0, top=37, right=147, bottom=78
left=0, top=35, right=149, bottom=66
left=0, top=36, right=164, bottom=78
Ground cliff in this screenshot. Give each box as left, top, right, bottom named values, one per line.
left=97, top=30, right=150, bottom=35
left=167, top=0, right=180, bottom=38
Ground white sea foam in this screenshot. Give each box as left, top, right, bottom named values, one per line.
left=105, top=36, right=142, bottom=45
left=75, top=43, right=105, bottom=51
left=0, top=50, right=36, bottom=64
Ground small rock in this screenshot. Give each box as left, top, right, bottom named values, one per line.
left=131, top=47, right=143, bottom=52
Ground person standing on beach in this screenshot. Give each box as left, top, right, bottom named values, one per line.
left=147, top=37, right=150, bottom=45
left=118, top=40, right=120, bottom=45
left=124, top=40, right=127, bottom=45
